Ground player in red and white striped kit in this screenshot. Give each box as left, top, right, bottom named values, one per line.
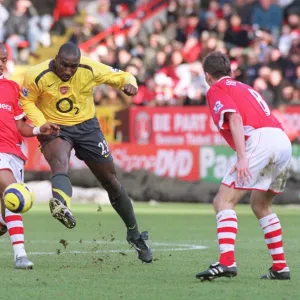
left=0, top=43, right=59, bottom=269
left=196, top=51, right=291, bottom=281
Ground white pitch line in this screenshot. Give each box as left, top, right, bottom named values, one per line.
left=0, top=240, right=208, bottom=255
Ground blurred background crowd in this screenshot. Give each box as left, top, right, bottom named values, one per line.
left=0, top=0, right=299, bottom=109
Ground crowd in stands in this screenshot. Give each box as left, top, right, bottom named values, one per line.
left=70, top=0, right=300, bottom=109
left=0, top=0, right=299, bottom=110
left=0, top=0, right=79, bottom=66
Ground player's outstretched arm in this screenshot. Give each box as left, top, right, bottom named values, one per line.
left=16, top=119, right=60, bottom=137
left=89, top=58, right=138, bottom=96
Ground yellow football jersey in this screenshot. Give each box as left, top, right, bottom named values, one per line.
left=20, top=56, right=137, bottom=126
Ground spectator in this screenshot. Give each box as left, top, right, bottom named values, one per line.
left=216, top=18, right=228, bottom=41
left=222, top=2, right=233, bottom=22
left=224, top=14, right=251, bottom=48
left=0, top=0, right=9, bottom=41
left=102, top=86, right=126, bottom=106
left=116, top=48, right=132, bottom=70
left=178, top=0, right=200, bottom=17
left=126, top=64, right=155, bottom=106
left=246, top=52, right=261, bottom=86
left=296, top=65, right=300, bottom=89
left=253, top=77, right=274, bottom=106
left=235, top=0, right=255, bottom=25
left=85, top=0, right=115, bottom=31
left=268, top=69, right=289, bottom=107
left=175, top=15, right=188, bottom=44
left=253, top=28, right=273, bottom=63
left=272, top=103, right=299, bottom=142
left=115, top=3, right=135, bottom=31
left=147, top=50, right=167, bottom=75
left=30, top=0, right=56, bottom=47
left=94, top=86, right=104, bottom=106
left=167, top=0, right=178, bottom=23
left=278, top=24, right=294, bottom=56
left=74, top=0, right=298, bottom=107
left=258, top=65, right=272, bottom=82
left=186, top=12, right=200, bottom=37
left=144, top=33, right=166, bottom=71
left=184, top=62, right=208, bottom=105
left=282, top=84, right=296, bottom=103
left=251, top=0, right=282, bottom=42
left=181, top=32, right=201, bottom=63
left=207, top=0, right=222, bottom=20
left=154, top=72, right=176, bottom=106
left=291, top=89, right=300, bottom=105
left=5, top=0, right=40, bottom=62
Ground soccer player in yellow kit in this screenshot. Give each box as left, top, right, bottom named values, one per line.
left=20, top=43, right=152, bottom=263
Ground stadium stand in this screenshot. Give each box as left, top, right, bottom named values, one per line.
left=73, top=0, right=300, bottom=108
left=1, top=0, right=299, bottom=107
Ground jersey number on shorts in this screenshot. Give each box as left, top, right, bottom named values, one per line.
left=248, top=89, right=271, bottom=116
left=98, top=140, right=109, bottom=156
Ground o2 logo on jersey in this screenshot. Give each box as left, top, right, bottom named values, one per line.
left=213, top=101, right=223, bottom=113
left=21, top=87, right=30, bottom=97
left=56, top=98, right=79, bottom=115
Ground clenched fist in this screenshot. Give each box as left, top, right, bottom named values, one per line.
left=40, top=122, right=60, bottom=136
left=122, top=84, right=138, bottom=96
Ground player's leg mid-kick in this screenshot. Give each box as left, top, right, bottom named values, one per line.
left=74, top=117, right=152, bottom=263
left=40, top=137, right=76, bottom=229
left=19, top=42, right=152, bottom=263
left=39, top=118, right=152, bottom=263
left=85, top=160, right=152, bottom=263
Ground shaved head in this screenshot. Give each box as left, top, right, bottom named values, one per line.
left=58, top=42, right=81, bottom=58
left=54, top=43, right=81, bottom=81
left=0, top=42, right=8, bottom=76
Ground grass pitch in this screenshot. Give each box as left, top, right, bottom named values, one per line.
left=1, top=203, right=300, bottom=300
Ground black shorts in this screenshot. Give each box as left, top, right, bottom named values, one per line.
left=38, top=117, right=113, bottom=163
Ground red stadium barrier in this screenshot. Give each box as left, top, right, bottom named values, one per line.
left=23, top=106, right=300, bottom=182
left=79, top=0, right=168, bottom=53
left=109, top=143, right=200, bottom=181
left=129, top=106, right=300, bottom=146
left=129, top=106, right=226, bottom=146
left=23, top=139, right=200, bottom=181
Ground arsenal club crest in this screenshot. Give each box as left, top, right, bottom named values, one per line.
left=60, top=86, right=69, bottom=95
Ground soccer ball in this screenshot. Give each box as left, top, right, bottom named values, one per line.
left=4, top=183, right=34, bottom=213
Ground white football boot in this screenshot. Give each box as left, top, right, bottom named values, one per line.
left=15, top=256, right=34, bottom=270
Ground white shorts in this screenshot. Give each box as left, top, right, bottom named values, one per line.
left=222, top=128, right=292, bottom=194
left=0, top=153, right=24, bottom=183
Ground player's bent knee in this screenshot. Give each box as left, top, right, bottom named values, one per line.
left=48, top=157, right=69, bottom=173
left=213, top=191, right=238, bottom=213
left=250, top=202, right=260, bottom=215
left=251, top=200, right=269, bottom=214
left=213, top=193, right=223, bottom=212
